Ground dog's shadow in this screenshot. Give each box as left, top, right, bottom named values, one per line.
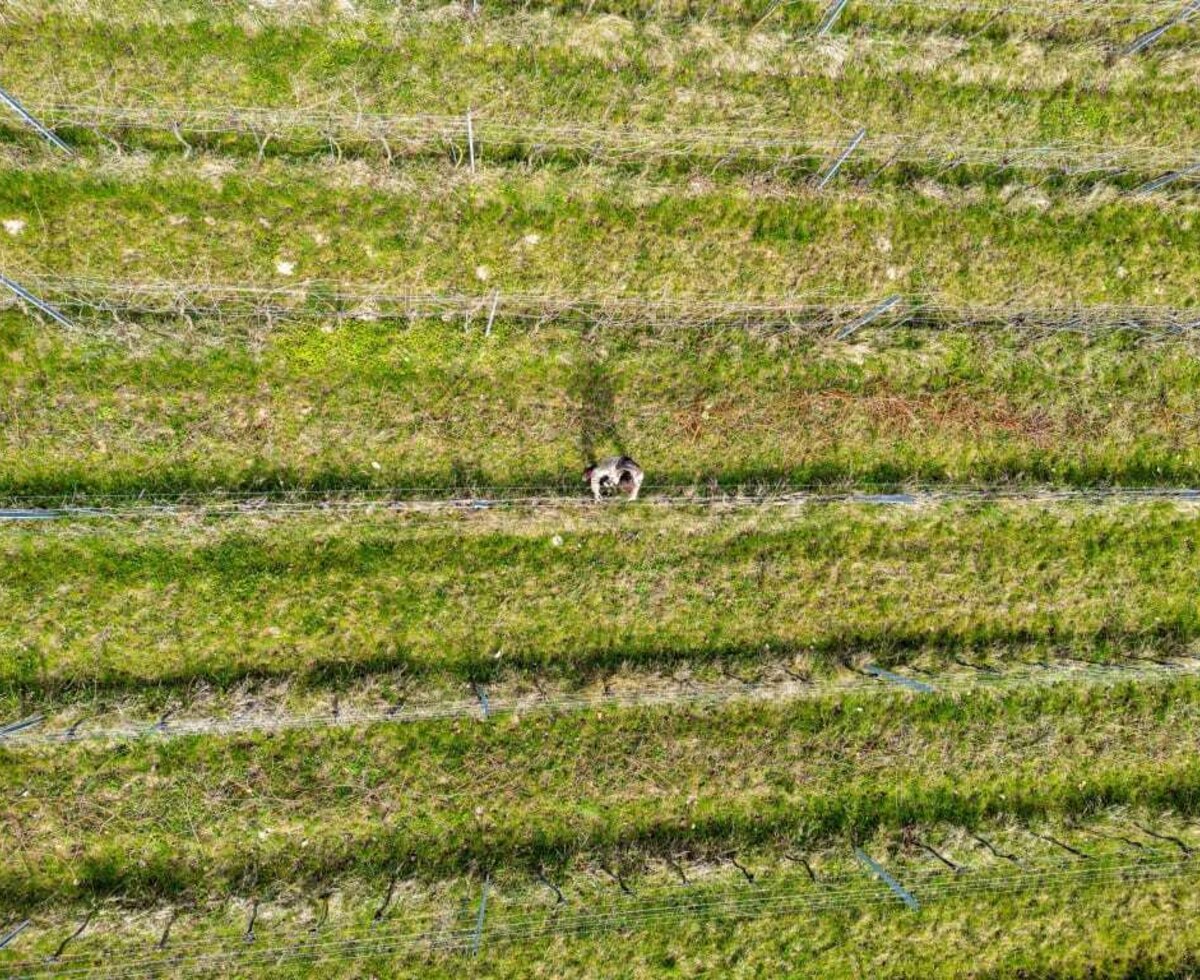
left=571, top=350, right=624, bottom=467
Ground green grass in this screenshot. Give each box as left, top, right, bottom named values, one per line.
left=4, top=677, right=1200, bottom=911
left=4, top=312, right=1200, bottom=498
left=6, top=1, right=1200, bottom=972
left=10, top=0, right=1197, bottom=38
left=3, top=158, right=1198, bottom=505
left=4, top=823, right=1200, bottom=977
left=1, top=11, right=1198, bottom=164
left=3, top=502, right=1200, bottom=695
left=5, top=818, right=1200, bottom=977
left=1, top=166, right=1198, bottom=302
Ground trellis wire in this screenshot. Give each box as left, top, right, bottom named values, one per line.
left=854, top=0, right=1188, bottom=12
left=38, top=858, right=1193, bottom=965
left=9, top=852, right=1185, bottom=970
left=7, top=0, right=1196, bottom=15
left=13, top=103, right=1200, bottom=178
left=5, top=657, right=1196, bottom=749
left=4, top=274, right=1200, bottom=337
left=5, top=0, right=1195, bottom=29
left=4, top=486, right=1200, bottom=525
left=0, top=869, right=1144, bottom=974
left=10, top=855, right=1199, bottom=978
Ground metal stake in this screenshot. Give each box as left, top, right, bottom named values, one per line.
left=0, top=274, right=76, bottom=329
left=473, top=682, right=490, bottom=720
left=0, top=85, right=72, bottom=153
left=817, top=127, right=866, bottom=189
left=854, top=849, right=920, bottom=910
left=1125, top=0, right=1200, bottom=55
left=1132, top=160, right=1200, bottom=196
left=0, top=714, right=45, bottom=739
left=836, top=295, right=902, bottom=339
left=471, top=874, right=490, bottom=956
left=0, top=921, right=31, bottom=951
left=485, top=290, right=500, bottom=336
left=863, top=665, right=936, bottom=694
left=816, top=0, right=851, bottom=35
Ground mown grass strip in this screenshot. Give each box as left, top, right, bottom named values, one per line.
left=13, top=276, right=1199, bottom=333
left=1, top=14, right=1198, bottom=164
left=27, top=108, right=1200, bottom=184
left=5, top=309, right=1200, bottom=497
left=3, top=167, right=1197, bottom=304
left=6, top=0, right=1194, bottom=34
left=3, top=503, right=1200, bottom=694
left=6, top=856, right=1197, bottom=977
left=4, top=678, right=1200, bottom=910
left=5, top=658, right=1192, bottom=750
left=1, top=813, right=1194, bottom=975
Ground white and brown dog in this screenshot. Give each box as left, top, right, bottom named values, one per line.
left=584, top=456, right=644, bottom=501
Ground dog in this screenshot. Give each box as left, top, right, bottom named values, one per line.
left=584, top=456, right=644, bottom=501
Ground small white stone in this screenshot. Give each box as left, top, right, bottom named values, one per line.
left=275, top=259, right=295, bottom=275
left=2, top=219, right=25, bottom=236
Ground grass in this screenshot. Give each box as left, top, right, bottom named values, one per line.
left=1, top=11, right=1198, bottom=164
left=1, top=166, right=1198, bottom=302
left=9, top=0, right=1198, bottom=36
left=5, top=312, right=1200, bottom=498
left=6, top=819, right=1200, bottom=976
left=4, top=677, right=1200, bottom=911
left=4, top=824, right=1200, bottom=976
left=3, top=502, right=1200, bottom=695
left=5, top=0, right=1200, bottom=973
